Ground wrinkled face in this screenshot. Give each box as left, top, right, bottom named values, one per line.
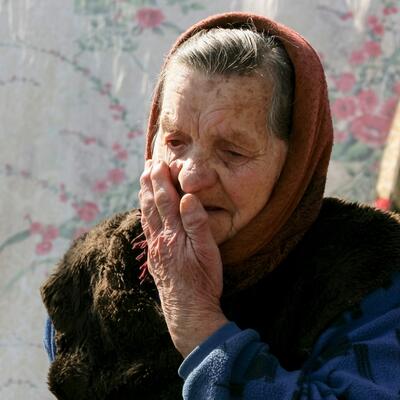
left=153, top=64, right=288, bottom=244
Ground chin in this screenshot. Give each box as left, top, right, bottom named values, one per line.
left=207, top=211, right=235, bottom=245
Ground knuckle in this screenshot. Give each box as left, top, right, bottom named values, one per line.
left=154, top=188, right=171, bottom=209
left=139, top=171, right=150, bottom=187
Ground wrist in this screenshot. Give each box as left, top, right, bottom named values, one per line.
left=171, top=313, right=229, bottom=358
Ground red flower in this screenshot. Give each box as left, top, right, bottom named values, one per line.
left=112, top=142, right=122, bottom=152
left=93, top=179, right=109, bottom=193
left=371, top=23, right=384, bottom=36
left=393, top=82, right=400, bottom=95
left=84, top=137, right=96, bottom=145
left=108, top=168, right=125, bottom=184
left=381, top=97, right=398, bottom=119
left=59, top=193, right=68, bottom=203
left=127, top=130, right=142, bottom=139
left=383, top=6, right=398, bottom=15
left=367, top=15, right=379, bottom=27
left=30, top=222, right=43, bottom=235
left=116, top=149, right=128, bottom=161
left=364, top=41, right=381, bottom=57
left=332, top=97, right=357, bottom=119
left=340, top=12, right=353, bottom=21
left=42, top=225, right=59, bottom=241
left=375, top=198, right=391, bottom=210
left=74, top=202, right=99, bottom=222
left=351, top=114, right=390, bottom=147
left=334, top=130, right=349, bottom=143
left=335, top=73, right=356, bottom=92
left=36, top=241, right=53, bottom=255
left=357, top=89, right=378, bottom=113
left=136, top=8, right=165, bottom=29
left=350, top=50, right=366, bottom=65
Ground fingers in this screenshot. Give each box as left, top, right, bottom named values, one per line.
left=139, top=160, right=180, bottom=237
left=139, top=160, right=162, bottom=236
left=180, top=194, right=217, bottom=251
left=151, top=161, right=180, bottom=228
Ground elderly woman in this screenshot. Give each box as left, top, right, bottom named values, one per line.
left=42, top=12, right=400, bottom=399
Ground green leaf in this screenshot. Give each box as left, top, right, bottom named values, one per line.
left=162, top=21, right=183, bottom=34
left=0, top=230, right=30, bottom=254
left=58, top=218, right=81, bottom=240
left=189, top=3, right=204, bottom=10
left=152, top=26, right=164, bottom=35
left=345, top=141, right=373, bottom=161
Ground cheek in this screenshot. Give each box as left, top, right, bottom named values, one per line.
left=227, top=167, right=274, bottom=215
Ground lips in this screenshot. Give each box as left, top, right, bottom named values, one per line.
left=204, top=206, right=224, bottom=212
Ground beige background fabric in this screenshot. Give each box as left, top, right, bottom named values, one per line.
left=1, top=1, right=399, bottom=398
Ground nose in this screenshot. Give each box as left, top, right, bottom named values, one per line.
left=174, top=157, right=218, bottom=194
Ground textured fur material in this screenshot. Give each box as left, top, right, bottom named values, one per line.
left=41, top=198, right=400, bottom=398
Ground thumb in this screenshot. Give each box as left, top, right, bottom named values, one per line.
left=180, top=194, right=216, bottom=249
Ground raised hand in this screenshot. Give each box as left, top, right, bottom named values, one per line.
left=139, top=160, right=228, bottom=357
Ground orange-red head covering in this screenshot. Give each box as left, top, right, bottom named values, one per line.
left=145, top=12, right=333, bottom=295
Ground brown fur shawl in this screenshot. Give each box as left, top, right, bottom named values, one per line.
left=41, top=198, right=400, bottom=399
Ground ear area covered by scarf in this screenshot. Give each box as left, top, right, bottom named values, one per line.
left=40, top=209, right=183, bottom=400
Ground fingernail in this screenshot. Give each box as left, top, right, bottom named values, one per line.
left=145, top=159, right=152, bottom=168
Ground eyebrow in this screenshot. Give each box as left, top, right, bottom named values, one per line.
left=160, top=115, right=183, bottom=135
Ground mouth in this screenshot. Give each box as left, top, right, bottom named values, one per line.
left=204, top=206, right=224, bottom=212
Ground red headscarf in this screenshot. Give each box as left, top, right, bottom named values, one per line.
left=145, top=13, right=333, bottom=295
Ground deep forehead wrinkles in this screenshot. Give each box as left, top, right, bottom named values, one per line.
left=161, top=66, right=272, bottom=146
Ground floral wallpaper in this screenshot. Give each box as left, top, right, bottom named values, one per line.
left=0, top=1, right=399, bottom=398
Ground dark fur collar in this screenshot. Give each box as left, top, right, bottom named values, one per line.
left=41, top=198, right=400, bottom=398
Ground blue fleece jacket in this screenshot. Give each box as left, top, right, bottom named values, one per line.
left=45, top=272, right=400, bottom=399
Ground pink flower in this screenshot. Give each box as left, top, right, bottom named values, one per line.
left=371, top=23, right=384, bottom=36
left=93, top=179, right=109, bottom=193
left=136, top=7, right=165, bottom=29
left=340, top=12, right=353, bottom=21
left=350, top=50, right=366, bottom=65
left=73, top=227, right=90, bottom=240
left=357, top=89, right=378, bottom=113
left=42, top=225, right=59, bottom=241
left=393, top=82, right=400, bottom=95
left=74, top=202, right=99, bottom=222
left=364, top=41, right=381, bottom=57
left=109, top=103, right=125, bottom=113
left=351, top=114, right=390, bottom=147
left=381, top=97, right=398, bottom=119
left=383, top=6, right=398, bottom=15
left=367, top=15, right=379, bottom=27
left=127, top=130, right=142, bottom=139
left=108, top=168, right=125, bottom=184
left=116, top=149, right=128, bottom=161
left=30, top=222, right=43, bottom=235
left=331, top=97, right=357, bottom=119
left=59, top=193, right=68, bottom=203
left=36, top=241, right=53, bottom=255
left=84, top=137, right=96, bottom=145
left=335, top=73, right=356, bottom=92
left=334, top=130, right=349, bottom=143
left=112, top=142, right=122, bottom=152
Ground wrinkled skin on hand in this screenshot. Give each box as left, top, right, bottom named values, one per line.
left=139, top=159, right=228, bottom=357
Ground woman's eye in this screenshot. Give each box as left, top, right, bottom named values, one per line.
left=222, top=149, right=248, bottom=164
left=166, top=139, right=184, bottom=149
left=226, top=150, right=243, bottom=157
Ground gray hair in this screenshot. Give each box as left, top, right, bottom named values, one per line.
left=158, top=26, right=294, bottom=141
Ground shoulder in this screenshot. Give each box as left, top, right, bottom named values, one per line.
left=305, top=197, right=400, bottom=265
